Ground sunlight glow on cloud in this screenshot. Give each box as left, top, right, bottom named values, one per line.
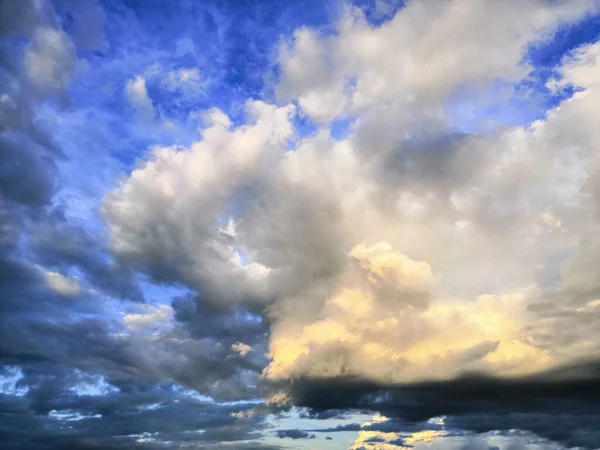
left=106, top=36, right=600, bottom=386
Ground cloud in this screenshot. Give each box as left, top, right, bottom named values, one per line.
left=283, top=360, right=600, bottom=448
left=123, top=304, right=174, bottom=333
left=1, top=3, right=274, bottom=447
left=99, top=4, right=600, bottom=446
left=3, top=0, right=600, bottom=448
left=45, top=271, right=82, bottom=297
left=232, top=342, right=253, bottom=357
left=265, top=243, right=549, bottom=384
left=275, top=429, right=316, bottom=439
left=105, top=37, right=600, bottom=386
left=58, top=0, right=110, bottom=52
left=103, top=100, right=297, bottom=308
left=547, top=38, right=600, bottom=92
left=0, top=363, right=272, bottom=450
left=162, top=67, right=207, bottom=97
left=125, top=76, right=155, bottom=120
left=276, top=0, right=595, bottom=122
left=25, top=27, right=76, bottom=92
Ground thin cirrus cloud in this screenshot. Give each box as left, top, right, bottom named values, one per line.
left=1, top=0, right=600, bottom=449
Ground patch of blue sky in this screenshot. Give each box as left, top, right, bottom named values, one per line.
left=171, top=384, right=214, bottom=404
left=138, top=278, right=189, bottom=306
left=521, top=9, right=600, bottom=115
left=48, top=409, right=102, bottom=422
left=330, top=115, right=357, bottom=141
left=287, top=106, right=318, bottom=150
left=0, top=366, right=29, bottom=397
left=352, top=0, right=406, bottom=26
left=528, top=10, right=600, bottom=74
left=54, top=0, right=411, bottom=197
left=235, top=247, right=254, bottom=266
left=70, top=372, right=119, bottom=397
left=265, top=408, right=376, bottom=449
left=169, top=384, right=262, bottom=406
left=445, top=80, right=535, bottom=134
left=48, top=0, right=353, bottom=236
left=96, top=0, right=335, bottom=114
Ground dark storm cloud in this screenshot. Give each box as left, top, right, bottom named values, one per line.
left=285, top=360, right=600, bottom=448
left=1, top=0, right=141, bottom=394
left=2, top=293, right=267, bottom=401
left=0, top=262, right=271, bottom=447
left=0, top=365, right=271, bottom=450
left=1, top=2, right=276, bottom=449
left=28, top=211, right=144, bottom=302
left=3, top=1, right=600, bottom=449
left=298, top=409, right=350, bottom=420
left=172, top=293, right=269, bottom=345
left=275, top=429, right=316, bottom=440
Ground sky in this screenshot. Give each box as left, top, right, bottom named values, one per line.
left=1, top=0, right=600, bottom=449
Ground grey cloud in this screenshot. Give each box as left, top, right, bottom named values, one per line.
left=457, top=341, right=500, bottom=365
left=1, top=6, right=272, bottom=450
left=55, top=0, right=110, bottom=52
left=275, top=429, right=316, bottom=439
left=4, top=1, right=600, bottom=449
left=282, top=360, right=600, bottom=448
left=1, top=365, right=271, bottom=450
left=28, top=212, right=144, bottom=302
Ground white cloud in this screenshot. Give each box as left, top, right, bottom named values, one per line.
left=123, top=304, right=174, bottom=334
left=103, top=6, right=600, bottom=385
left=348, top=414, right=566, bottom=449
left=161, top=67, right=207, bottom=98
left=103, top=100, right=296, bottom=307
left=276, top=0, right=595, bottom=122
left=125, top=76, right=155, bottom=120
left=168, top=68, right=200, bottom=84
left=547, top=39, right=600, bottom=91
left=232, top=342, right=252, bottom=357
left=45, top=271, right=82, bottom=297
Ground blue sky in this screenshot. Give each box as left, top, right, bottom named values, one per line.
left=2, top=1, right=600, bottom=449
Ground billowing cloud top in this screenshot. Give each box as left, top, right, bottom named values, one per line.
left=104, top=4, right=600, bottom=385
left=2, top=0, right=600, bottom=449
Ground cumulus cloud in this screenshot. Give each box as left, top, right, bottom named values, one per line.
left=265, top=244, right=549, bottom=384
left=4, top=0, right=600, bottom=448
left=276, top=0, right=594, bottom=121
left=103, top=100, right=297, bottom=308
left=105, top=37, right=600, bottom=387
left=99, top=4, right=600, bottom=445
